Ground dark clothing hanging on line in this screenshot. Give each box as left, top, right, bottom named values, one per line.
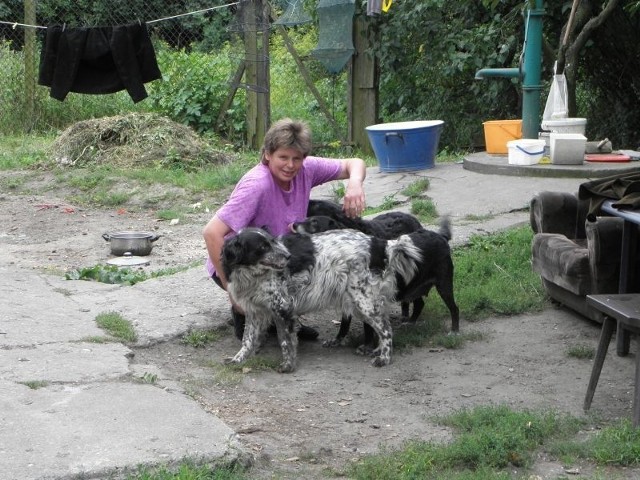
left=38, top=23, right=162, bottom=103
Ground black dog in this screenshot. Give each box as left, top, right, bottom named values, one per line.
left=307, top=199, right=423, bottom=238
left=221, top=227, right=424, bottom=372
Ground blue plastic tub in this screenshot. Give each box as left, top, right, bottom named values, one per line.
left=366, top=120, right=444, bottom=172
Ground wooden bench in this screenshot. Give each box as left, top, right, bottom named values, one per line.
left=584, top=294, right=640, bottom=426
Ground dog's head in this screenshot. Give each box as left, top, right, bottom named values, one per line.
left=221, top=228, right=290, bottom=279
left=292, top=215, right=342, bottom=234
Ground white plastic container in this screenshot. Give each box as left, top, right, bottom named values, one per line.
left=550, top=133, right=587, bottom=165
left=506, top=139, right=545, bottom=165
left=541, top=117, right=587, bottom=135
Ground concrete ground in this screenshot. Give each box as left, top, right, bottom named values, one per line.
left=1, top=153, right=636, bottom=479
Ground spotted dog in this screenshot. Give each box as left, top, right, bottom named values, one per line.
left=293, top=214, right=459, bottom=349
left=220, top=227, right=423, bottom=372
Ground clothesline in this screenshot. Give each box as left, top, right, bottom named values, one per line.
left=0, top=1, right=239, bottom=30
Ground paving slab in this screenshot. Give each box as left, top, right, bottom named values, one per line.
left=0, top=381, right=243, bottom=480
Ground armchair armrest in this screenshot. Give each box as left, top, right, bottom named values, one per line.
left=530, top=191, right=579, bottom=237
left=586, top=217, right=624, bottom=294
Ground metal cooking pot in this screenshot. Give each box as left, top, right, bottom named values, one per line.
left=102, top=231, right=160, bottom=256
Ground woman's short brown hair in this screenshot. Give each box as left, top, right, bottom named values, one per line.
left=261, top=118, right=312, bottom=164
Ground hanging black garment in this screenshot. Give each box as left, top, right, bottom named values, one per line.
left=38, top=23, right=161, bottom=103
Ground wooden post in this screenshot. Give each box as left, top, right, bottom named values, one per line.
left=349, top=14, right=378, bottom=154
left=23, top=0, right=37, bottom=133
left=243, top=0, right=270, bottom=149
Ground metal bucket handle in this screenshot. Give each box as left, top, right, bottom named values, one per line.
left=385, top=132, right=404, bottom=143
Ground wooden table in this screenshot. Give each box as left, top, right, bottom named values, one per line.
left=585, top=294, right=640, bottom=426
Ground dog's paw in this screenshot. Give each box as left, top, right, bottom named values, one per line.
left=400, top=317, right=417, bottom=325
left=223, top=356, right=240, bottom=365
left=277, top=361, right=296, bottom=373
left=371, top=355, right=391, bottom=367
left=322, top=338, right=341, bottom=348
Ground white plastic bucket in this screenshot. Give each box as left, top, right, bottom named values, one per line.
left=506, top=139, right=545, bottom=165
left=541, top=117, right=587, bottom=135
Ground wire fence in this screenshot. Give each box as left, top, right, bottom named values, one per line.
left=0, top=0, right=246, bottom=137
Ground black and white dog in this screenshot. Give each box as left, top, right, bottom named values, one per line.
left=220, top=227, right=423, bottom=372
left=293, top=212, right=459, bottom=348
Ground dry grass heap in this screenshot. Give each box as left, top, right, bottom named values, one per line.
left=50, top=112, right=236, bottom=169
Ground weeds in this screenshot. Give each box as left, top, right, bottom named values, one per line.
left=411, top=197, right=439, bottom=223
left=402, top=178, right=430, bottom=198
left=66, top=264, right=193, bottom=285
left=567, top=344, right=595, bottom=359
left=95, top=311, right=137, bottom=342
left=18, top=380, right=50, bottom=390
left=182, top=329, right=225, bottom=348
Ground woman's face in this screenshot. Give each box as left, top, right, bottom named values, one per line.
left=265, top=147, right=305, bottom=190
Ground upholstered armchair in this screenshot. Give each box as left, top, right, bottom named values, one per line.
left=530, top=191, right=624, bottom=322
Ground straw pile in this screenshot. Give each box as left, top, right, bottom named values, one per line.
left=50, top=112, right=235, bottom=169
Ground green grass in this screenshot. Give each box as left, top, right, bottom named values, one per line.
left=349, top=405, right=584, bottom=479
left=0, top=134, right=53, bottom=169
left=452, top=226, right=546, bottom=321
left=396, top=225, right=545, bottom=351
left=125, top=460, right=247, bottom=480
left=95, top=311, right=137, bottom=343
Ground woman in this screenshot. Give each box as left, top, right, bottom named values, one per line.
left=203, top=118, right=367, bottom=339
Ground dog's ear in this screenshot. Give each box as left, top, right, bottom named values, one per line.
left=221, top=236, right=242, bottom=277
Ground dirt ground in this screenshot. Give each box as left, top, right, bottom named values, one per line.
left=2, top=177, right=640, bottom=479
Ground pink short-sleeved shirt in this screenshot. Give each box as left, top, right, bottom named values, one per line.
left=205, top=156, right=342, bottom=276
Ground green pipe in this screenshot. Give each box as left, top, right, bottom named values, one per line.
left=521, top=1, right=544, bottom=139
left=475, top=1, right=545, bottom=139
left=474, top=68, right=520, bottom=80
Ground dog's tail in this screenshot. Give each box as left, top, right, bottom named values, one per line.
left=386, top=235, right=423, bottom=286
left=438, top=215, right=452, bottom=242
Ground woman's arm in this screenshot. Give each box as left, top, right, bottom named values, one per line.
left=337, top=157, right=367, bottom=217
left=203, top=214, right=232, bottom=289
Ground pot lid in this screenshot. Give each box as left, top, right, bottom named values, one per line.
left=106, top=255, right=150, bottom=267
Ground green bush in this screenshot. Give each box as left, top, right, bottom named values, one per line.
left=269, top=28, right=348, bottom=145
left=146, top=43, right=246, bottom=143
